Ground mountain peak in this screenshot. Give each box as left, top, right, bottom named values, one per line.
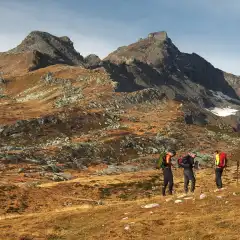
left=103, top=30, right=240, bottom=100
left=6, top=30, right=85, bottom=69
left=8, top=31, right=75, bottom=54
left=104, top=30, right=178, bottom=66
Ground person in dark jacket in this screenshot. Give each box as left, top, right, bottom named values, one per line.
left=179, top=152, right=197, bottom=194
left=162, top=150, right=176, bottom=196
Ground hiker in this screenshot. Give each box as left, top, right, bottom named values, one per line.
left=179, top=152, right=197, bottom=194
left=214, top=150, right=227, bottom=189
left=157, top=150, right=176, bottom=196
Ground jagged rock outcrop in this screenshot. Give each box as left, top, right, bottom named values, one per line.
left=0, top=31, right=85, bottom=73
left=84, top=54, right=101, bottom=68
left=224, top=72, right=240, bottom=96
left=8, top=31, right=85, bottom=66
left=104, top=31, right=240, bottom=105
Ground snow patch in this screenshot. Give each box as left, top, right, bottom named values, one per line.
left=206, top=107, right=238, bottom=117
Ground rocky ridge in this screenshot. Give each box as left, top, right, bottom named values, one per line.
left=103, top=31, right=240, bottom=106
left=0, top=31, right=85, bottom=73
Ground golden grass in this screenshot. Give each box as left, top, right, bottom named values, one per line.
left=0, top=168, right=239, bottom=240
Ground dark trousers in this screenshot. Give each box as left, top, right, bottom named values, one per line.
left=215, top=168, right=223, bottom=189
left=162, top=167, right=173, bottom=196
left=184, top=169, right=195, bottom=193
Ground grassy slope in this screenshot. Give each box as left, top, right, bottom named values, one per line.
left=0, top=168, right=239, bottom=240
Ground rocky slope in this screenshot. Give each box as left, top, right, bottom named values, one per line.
left=0, top=30, right=239, bottom=172
left=0, top=30, right=239, bottom=105
left=224, top=72, right=240, bottom=96
left=0, top=31, right=85, bottom=74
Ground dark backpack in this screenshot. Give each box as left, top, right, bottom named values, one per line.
left=178, top=155, right=193, bottom=169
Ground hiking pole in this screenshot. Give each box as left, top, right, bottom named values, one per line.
left=237, top=160, right=239, bottom=186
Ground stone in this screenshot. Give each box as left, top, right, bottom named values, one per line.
left=200, top=193, right=207, bottom=200
left=52, top=175, right=64, bottom=182
left=141, top=203, right=159, bottom=209
left=85, top=54, right=101, bottom=68
left=18, top=168, right=25, bottom=173
left=54, top=172, right=72, bottom=180
left=184, top=197, right=194, bottom=200
left=124, top=225, right=130, bottom=231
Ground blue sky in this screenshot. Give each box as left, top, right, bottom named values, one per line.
left=0, top=0, right=239, bottom=75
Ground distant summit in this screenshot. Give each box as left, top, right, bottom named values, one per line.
left=104, top=31, right=240, bottom=100
left=104, top=31, right=178, bottom=67
left=3, top=31, right=85, bottom=71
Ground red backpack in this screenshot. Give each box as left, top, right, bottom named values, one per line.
left=218, top=152, right=227, bottom=168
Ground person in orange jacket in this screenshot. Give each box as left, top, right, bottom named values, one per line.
left=161, top=150, right=176, bottom=196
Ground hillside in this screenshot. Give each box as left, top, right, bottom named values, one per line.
left=0, top=167, right=239, bottom=240
left=0, top=30, right=239, bottom=239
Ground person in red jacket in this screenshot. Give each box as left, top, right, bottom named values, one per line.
left=214, top=150, right=227, bottom=189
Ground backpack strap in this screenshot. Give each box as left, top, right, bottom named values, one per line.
left=215, top=154, right=220, bottom=166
